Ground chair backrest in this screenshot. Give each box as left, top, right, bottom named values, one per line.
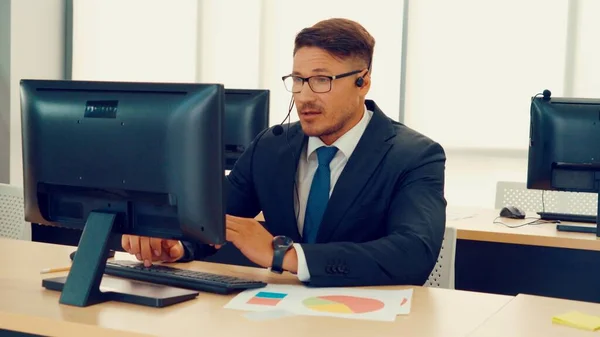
left=0, top=183, right=31, bottom=240
left=425, top=226, right=456, bottom=289
left=495, top=181, right=597, bottom=215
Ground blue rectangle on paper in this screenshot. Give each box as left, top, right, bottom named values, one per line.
left=255, top=292, right=287, bottom=299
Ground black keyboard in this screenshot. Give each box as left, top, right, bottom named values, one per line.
left=537, top=212, right=596, bottom=223
left=104, top=260, right=266, bottom=294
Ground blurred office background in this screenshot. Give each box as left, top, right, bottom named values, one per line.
left=1, top=0, right=599, bottom=208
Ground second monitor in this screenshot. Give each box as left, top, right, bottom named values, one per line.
left=224, top=89, right=269, bottom=170
left=527, top=91, right=600, bottom=235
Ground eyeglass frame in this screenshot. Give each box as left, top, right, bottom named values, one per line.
left=281, top=69, right=367, bottom=93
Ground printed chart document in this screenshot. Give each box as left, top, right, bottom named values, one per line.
left=224, top=284, right=413, bottom=322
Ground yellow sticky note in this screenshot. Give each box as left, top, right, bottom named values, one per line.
left=552, top=311, right=600, bottom=331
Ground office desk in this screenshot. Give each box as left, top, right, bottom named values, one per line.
left=468, top=293, right=600, bottom=337
left=448, top=208, right=600, bottom=304
left=449, top=207, right=600, bottom=251
left=0, top=238, right=513, bottom=337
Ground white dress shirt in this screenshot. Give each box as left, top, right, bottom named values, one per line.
left=293, top=105, right=373, bottom=281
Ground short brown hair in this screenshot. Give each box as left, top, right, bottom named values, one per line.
left=294, top=18, right=375, bottom=70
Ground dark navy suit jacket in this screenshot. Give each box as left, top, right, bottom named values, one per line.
left=182, top=99, right=447, bottom=287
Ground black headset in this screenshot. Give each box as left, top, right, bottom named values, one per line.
left=355, top=77, right=364, bottom=87
left=355, top=65, right=371, bottom=88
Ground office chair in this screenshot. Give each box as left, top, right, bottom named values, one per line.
left=424, top=226, right=456, bottom=289
left=0, top=183, right=31, bottom=240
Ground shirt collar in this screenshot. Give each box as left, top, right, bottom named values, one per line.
left=306, top=104, right=373, bottom=161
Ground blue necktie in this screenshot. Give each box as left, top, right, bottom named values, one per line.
left=303, top=146, right=338, bottom=243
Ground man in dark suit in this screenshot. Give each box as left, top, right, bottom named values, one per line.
left=122, top=18, right=447, bottom=287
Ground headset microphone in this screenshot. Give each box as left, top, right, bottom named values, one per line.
left=271, top=94, right=300, bottom=223
left=272, top=123, right=284, bottom=136
left=272, top=96, right=295, bottom=136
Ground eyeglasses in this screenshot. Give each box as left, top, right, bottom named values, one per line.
left=281, top=69, right=364, bottom=93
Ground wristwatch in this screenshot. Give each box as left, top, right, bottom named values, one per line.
left=271, top=235, right=294, bottom=274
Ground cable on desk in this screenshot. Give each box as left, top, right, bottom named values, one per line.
left=542, top=190, right=546, bottom=214
left=493, top=216, right=559, bottom=228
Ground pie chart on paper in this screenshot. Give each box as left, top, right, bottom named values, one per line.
left=302, top=295, right=385, bottom=314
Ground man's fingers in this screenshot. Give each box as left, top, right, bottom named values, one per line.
left=226, top=228, right=240, bottom=243
left=225, top=214, right=247, bottom=226
left=122, top=237, right=184, bottom=265
left=226, top=214, right=247, bottom=221
left=167, top=241, right=184, bottom=261
left=122, top=235, right=131, bottom=252
left=129, top=235, right=141, bottom=259
left=150, top=238, right=162, bottom=257
left=226, top=218, right=243, bottom=232
left=162, top=239, right=179, bottom=249
left=152, top=240, right=183, bottom=261
left=121, top=236, right=176, bottom=266
left=140, top=237, right=153, bottom=266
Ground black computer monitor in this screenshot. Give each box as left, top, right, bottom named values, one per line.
left=28, top=88, right=270, bottom=249
left=224, top=89, right=269, bottom=170
left=527, top=92, right=600, bottom=236
left=20, top=79, right=226, bottom=306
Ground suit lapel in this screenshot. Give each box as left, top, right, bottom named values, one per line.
left=273, top=123, right=306, bottom=242
left=315, top=101, right=396, bottom=243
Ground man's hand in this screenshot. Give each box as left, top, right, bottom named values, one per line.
left=121, top=235, right=185, bottom=267
left=226, top=215, right=276, bottom=268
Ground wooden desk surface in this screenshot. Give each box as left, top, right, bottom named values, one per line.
left=0, top=310, right=149, bottom=337
left=468, top=293, right=600, bottom=336
left=0, top=238, right=513, bottom=337
left=447, top=207, right=600, bottom=251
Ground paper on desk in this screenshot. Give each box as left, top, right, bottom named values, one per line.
left=244, top=309, right=296, bottom=321
left=397, top=289, right=413, bottom=315
left=224, top=284, right=413, bottom=322
left=446, top=209, right=478, bottom=221
left=552, top=311, right=600, bottom=331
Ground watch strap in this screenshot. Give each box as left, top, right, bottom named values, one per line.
left=271, top=245, right=286, bottom=274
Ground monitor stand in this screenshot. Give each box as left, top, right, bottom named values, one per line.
left=547, top=190, right=600, bottom=237
left=42, top=211, right=198, bottom=307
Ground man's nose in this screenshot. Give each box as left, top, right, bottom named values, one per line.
left=295, top=82, right=317, bottom=104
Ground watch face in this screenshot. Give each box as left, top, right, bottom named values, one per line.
left=273, top=235, right=293, bottom=249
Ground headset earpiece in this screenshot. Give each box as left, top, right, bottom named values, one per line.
left=355, top=77, right=364, bottom=87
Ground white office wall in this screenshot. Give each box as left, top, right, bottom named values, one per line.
left=196, top=0, right=262, bottom=89
left=0, top=0, right=10, bottom=183
left=260, top=0, right=405, bottom=125
left=72, top=0, right=198, bottom=82
left=9, top=0, right=65, bottom=186
left=571, top=0, right=600, bottom=98
left=72, top=0, right=404, bottom=125
left=403, top=0, right=572, bottom=208
left=404, top=0, right=569, bottom=151
left=444, top=150, right=528, bottom=207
